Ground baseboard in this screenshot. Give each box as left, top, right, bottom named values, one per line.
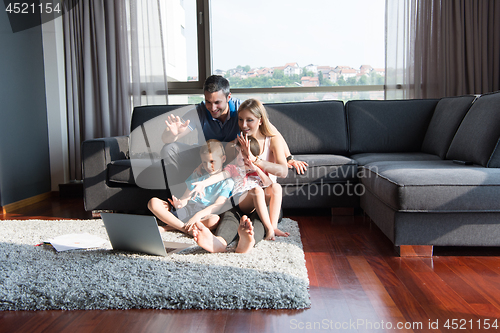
left=2, top=192, right=55, bottom=213
left=331, top=207, right=355, bottom=216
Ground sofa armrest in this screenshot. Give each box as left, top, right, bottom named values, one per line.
left=82, top=136, right=129, bottom=190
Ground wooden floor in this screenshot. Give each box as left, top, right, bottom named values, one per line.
left=2, top=196, right=500, bottom=333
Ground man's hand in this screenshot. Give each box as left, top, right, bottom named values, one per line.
left=165, top=114, right=190, bottom=138
left=288, top=159, right=308, bottom=175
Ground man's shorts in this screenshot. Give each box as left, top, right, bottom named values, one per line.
left=230, top=192, right=245, bottom=208
left=172, top=200, right=206, bottom=222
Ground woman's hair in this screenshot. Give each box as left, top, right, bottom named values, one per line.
left=235, top=135, right=261, bottom=157
left=238, top=98, right=275, bottom=137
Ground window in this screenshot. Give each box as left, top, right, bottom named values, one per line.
left=209, top=0, right=385, bottom=101
left=131, top=0, right=386, bottom=102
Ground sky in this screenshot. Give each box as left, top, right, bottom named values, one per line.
left=185, top=0, right=386, bottom=76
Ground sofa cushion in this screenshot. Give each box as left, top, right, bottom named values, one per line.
left=108, top=160, right=135, bottom=185
left=265, top=101, right=348, bottom=155
left=110, top=154, right=359, bottom=188
left=108, top=159, right=167, bottom=190
left=346, top=99, right=439, bottom=154
left=131, top=105, right=189, bottom=132
left=351, top=152, right=440, bottom=166
left=277, top=154, right=358, bottom=185
left=421, top=95, right=476, bottom=158
left=446, top=91, right=500, bottom=167
left=488, top=139, right=500, bottom=167
left=359, top=160, right=500, bottom=212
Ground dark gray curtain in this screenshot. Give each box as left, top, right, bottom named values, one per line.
left=63, top=0, right=131, bottom=180
left=386, top=0, right=500, bottom=99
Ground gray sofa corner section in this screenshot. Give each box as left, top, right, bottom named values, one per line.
left=346, top=99, right=439, bottom=154
left=446, top=91, right=500, bottom=167
left=421, top=95, right=476, bottom=158
left=359, top=160, right=500, bottom=213
left=361, top=190, right=500, bottom=247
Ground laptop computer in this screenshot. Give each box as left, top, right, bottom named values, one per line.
left=100, top=213, right=194, bottom=256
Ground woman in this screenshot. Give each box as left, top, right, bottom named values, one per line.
left=190, top=98, right=290, bottom=253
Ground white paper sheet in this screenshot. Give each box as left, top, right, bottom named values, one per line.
left=46, top=233, right=108, bottom=252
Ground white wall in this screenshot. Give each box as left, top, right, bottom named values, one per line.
left=42, top=17, right=69, bottom=191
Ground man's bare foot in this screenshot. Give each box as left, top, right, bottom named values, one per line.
left=274, top=228, right=290, bottom=237
left=236, top=215, right=255, bottom=253
left=192, top=222, right=227, bottom=253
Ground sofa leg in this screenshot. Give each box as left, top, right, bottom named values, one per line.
left=397, top=245, right=433, bottom=257
left=92, top=210, right=114, bottom=218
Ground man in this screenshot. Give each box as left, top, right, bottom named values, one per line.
left=161, top=75, right=307, bottom=250
left=162, top=75, right=308, bottom=174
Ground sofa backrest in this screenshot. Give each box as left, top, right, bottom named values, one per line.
left=446, top=91, right=500, bottom=167
left=130, top=104, right=200, bottom=158
left=264, top=100, right=348, bottom=155
left=346, top=99, right=439, bottom=154
left=130, top=104, right=189, bottom=133
left=421, top=95, right=477, bottom=159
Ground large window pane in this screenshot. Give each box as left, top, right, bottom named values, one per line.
left=179, top=90, right=383, bottom=105
left=133, top=0, right=198, bottom=83
left=232, top=91, right=384, bottom=104
left=210, top=0, right=385, bottom=89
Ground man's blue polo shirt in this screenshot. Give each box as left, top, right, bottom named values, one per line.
left=189, top=97, right=241, bottom=144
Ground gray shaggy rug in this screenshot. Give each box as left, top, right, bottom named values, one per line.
left=0, top=218, right=310, bottom=311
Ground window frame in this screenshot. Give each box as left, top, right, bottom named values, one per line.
left=166, top=0, right=384, bottom=96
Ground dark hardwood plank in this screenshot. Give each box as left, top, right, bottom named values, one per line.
left=366, top=254, right=437, bottom=331
left=384, top=257, right=449, bottom=329
left=441, top=257, right=500, bottom=315
left=347, top=256, right=410, bottom=329
left=0, top=197, right=92, bottom=220
left=2, top=196, right=500, bottom=333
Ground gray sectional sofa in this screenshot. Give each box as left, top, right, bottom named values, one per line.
left=82, top=91, right=500, bottom=255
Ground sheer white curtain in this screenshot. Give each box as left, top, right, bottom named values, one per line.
left=128, top=0, right=169, bottom=107
left=385, top=0, right=500, bottom=100
left=385, top=0, right=417, bottom=99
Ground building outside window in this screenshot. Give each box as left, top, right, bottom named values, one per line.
left=129, top=0, right=385, bottom=105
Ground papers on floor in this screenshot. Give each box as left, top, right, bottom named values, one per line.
left=163, top=241, right=195, bottom=254
left=45, top=233, right=108, bottom=252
